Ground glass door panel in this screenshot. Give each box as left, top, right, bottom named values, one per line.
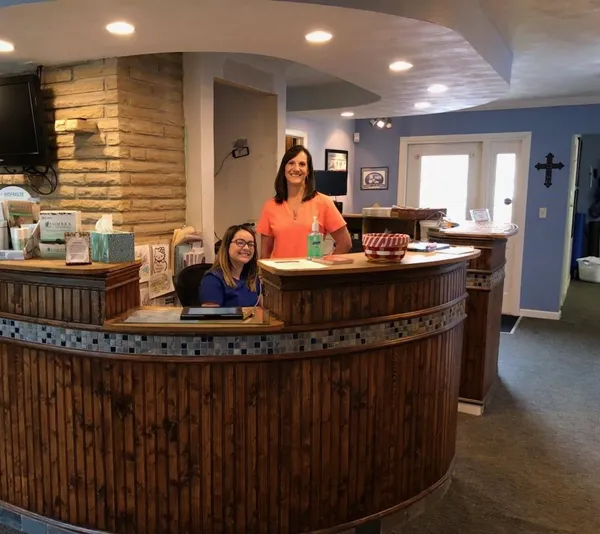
left=491, top=153, right=517, bottom=223
left=406, top=143, right=482, bottom=220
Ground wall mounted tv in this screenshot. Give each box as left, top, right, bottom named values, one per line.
left=0, top=73, right=49, bottom=166
left=315, top=170, right=348, bottom=196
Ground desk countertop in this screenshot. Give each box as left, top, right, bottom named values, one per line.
left=258, top=249, right=480, bottom=276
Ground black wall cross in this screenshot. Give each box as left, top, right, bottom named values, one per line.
left=535, top=152, right=564, bottom=188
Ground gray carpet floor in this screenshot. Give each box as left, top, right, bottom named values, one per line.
left=1, top=281, right=599, bottom=534
left=402, top=280, right=600, bottom=534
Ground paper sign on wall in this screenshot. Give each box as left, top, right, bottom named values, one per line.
left=151, top=244, right=170, bottom=275
left=135, top=244, right=151, bottom=281
left=148, top=271, right=175, bottom=299
left=139, top=285, right=150, bottom=306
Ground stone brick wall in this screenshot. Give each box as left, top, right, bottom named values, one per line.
left=1, top=54, right=186, bottom=241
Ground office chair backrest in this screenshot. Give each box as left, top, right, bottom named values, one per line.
left=175, top=262, right=212, bottom=306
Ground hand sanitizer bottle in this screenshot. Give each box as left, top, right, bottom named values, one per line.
left=307, top=215, right=324, bottom=259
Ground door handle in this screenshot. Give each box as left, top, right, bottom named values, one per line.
left=504, top=198, right=512, bottom=205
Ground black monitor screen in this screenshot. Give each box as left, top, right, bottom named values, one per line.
left=0, top=74, right=47, bottom=166
left=315, top=170, right=348, bottom=196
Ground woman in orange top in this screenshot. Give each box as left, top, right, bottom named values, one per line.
left=256, top=145, right=352, bottom=259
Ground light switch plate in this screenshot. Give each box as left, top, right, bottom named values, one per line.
left=539, top=207, right=547, bottom=219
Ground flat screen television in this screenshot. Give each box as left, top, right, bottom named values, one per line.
left=315, top=170, right=348, bottom=196
left=0, top=73, right=49, bottom=166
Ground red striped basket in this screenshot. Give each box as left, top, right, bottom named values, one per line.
left=362, top=232, right=410, bottom=262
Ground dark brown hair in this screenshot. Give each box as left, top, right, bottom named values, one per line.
left=210, top=224, right=259, bottom=291
left=274, top=145, right=317, bottom=204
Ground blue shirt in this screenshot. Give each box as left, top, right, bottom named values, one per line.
left=199, top=270, right=261, bottom=307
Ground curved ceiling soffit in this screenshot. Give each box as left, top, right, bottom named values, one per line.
left=0, top=0, right=513, bottom=116
left=287, top=80, right=380, bottom=111
left=276, top=0, right=513, bottom=83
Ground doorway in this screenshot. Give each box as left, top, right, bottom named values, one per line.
left=398, top=133, right=532, bottom=316
left=285, top=129, right=308, bottom=151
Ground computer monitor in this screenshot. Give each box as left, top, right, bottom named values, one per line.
left=315, top=170, right=348, bottom=196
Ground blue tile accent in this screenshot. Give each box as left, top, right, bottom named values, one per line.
left=0, top=301, right=465, bottom=357
left=21, top=517, right=47, bottom=534
left=0, top=507, right=22, bottom=530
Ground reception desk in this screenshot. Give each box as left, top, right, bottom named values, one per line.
left=0, top=250, right=478, bottom=534
left=430, top=222, right=517, bottom=415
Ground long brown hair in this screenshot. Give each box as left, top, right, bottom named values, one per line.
left=211, top=224, right=259, bottom=291
left=274, top=145, right=317, bottom=204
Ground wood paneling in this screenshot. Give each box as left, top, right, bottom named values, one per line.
left=263, top=263, right=466, bottom=326
left=0, top=258, right=471, bottom=533
left=0, top=327, right=462, bottom=534
left=433, top=236, right=507, bottom=403
left=0, top=263, right=140, bottom=325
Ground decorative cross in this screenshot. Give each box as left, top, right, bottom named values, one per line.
left=535, top=153, right=564, bottom=188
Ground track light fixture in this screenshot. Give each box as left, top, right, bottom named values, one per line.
left=369, top=118, right=392, bottom=129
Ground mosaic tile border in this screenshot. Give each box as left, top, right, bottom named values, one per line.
left=466, top=266, right=505, bottom=290
left=0, top=301, right=465, bottom=357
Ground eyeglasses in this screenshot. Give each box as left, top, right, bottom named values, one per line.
left=232, top=239, right=255, bottom=250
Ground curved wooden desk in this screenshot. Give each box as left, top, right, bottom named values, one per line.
left=430, top=222, right=518, bottom=415
left=0, top=251, right=478, bottom=534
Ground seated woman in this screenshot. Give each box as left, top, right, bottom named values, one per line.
left=199, top=224, right=261, bottom=307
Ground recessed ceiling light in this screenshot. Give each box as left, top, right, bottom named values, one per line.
left=414, top=102, right=431, bottom=110
left=428, top=84, right=448, bottom=94
left=389, top=61, right=413, bottom=72
left=341, top=111, right=354, bottom=117
left=305, top=30, right=333, bottom=43
left=0, top=40, right=15, bottom=53
left=106, top=21, right=135, bottom=36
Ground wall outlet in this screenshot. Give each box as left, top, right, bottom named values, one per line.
left=539, top=207, right=547, bottom=219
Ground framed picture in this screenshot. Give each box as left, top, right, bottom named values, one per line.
left=325, top=149, right=348, bottom=172
left=360, top=167, right=389, bottom=190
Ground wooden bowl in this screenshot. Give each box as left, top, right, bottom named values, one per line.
left=362, top=232, right=410, bottom=262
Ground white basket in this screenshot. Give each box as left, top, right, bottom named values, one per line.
left=577, top=256, right=600, bottom=283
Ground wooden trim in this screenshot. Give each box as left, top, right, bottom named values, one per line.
left=310, top=465, right=453, bottom=534
left=0, top=259, right=139, bottom=275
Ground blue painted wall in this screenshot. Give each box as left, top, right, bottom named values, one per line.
left=354, top=104, right=600, bottom=313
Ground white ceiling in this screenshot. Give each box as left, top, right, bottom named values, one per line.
left=0, top=0, right=598, bottom=118
left=473, top=0, right=600, bottom=111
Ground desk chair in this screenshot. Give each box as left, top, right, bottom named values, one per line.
left=174, top=263, right=212, bottom=306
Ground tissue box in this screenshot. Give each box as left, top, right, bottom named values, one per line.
left=39, top=211, right=82, bottom=243
left=91, top=231, right=135, bottom=263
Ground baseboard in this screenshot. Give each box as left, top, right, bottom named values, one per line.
left=458, top=401, right=484, bottom=416
left=519, top=308, right=561, bottom=320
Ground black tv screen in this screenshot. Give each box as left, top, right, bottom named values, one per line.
left=315, top=170, right=348, bottom=196
left=0, top=74, right=48, bottom=166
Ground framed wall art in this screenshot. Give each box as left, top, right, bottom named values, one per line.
left=360, top=167, right=389, bottom=190
left=325, top=149, right=349, bottom=172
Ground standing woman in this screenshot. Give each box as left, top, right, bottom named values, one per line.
left=256, top=145, right=352, bottom=259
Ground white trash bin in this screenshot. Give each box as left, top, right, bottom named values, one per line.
left=577, top=256, right=600, bottom=283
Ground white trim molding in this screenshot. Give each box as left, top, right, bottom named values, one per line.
left=397, top=132, right=532, bottom=317
left=519, top=309, right=562, bottom=321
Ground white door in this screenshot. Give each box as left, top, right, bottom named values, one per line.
left=486, top=141, right=522, bottom=315
left=405, top=138, right=528, bottom=316
left=406, top=143, right=483, bottom=220
left=561, top=135, right=581, bottom=305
